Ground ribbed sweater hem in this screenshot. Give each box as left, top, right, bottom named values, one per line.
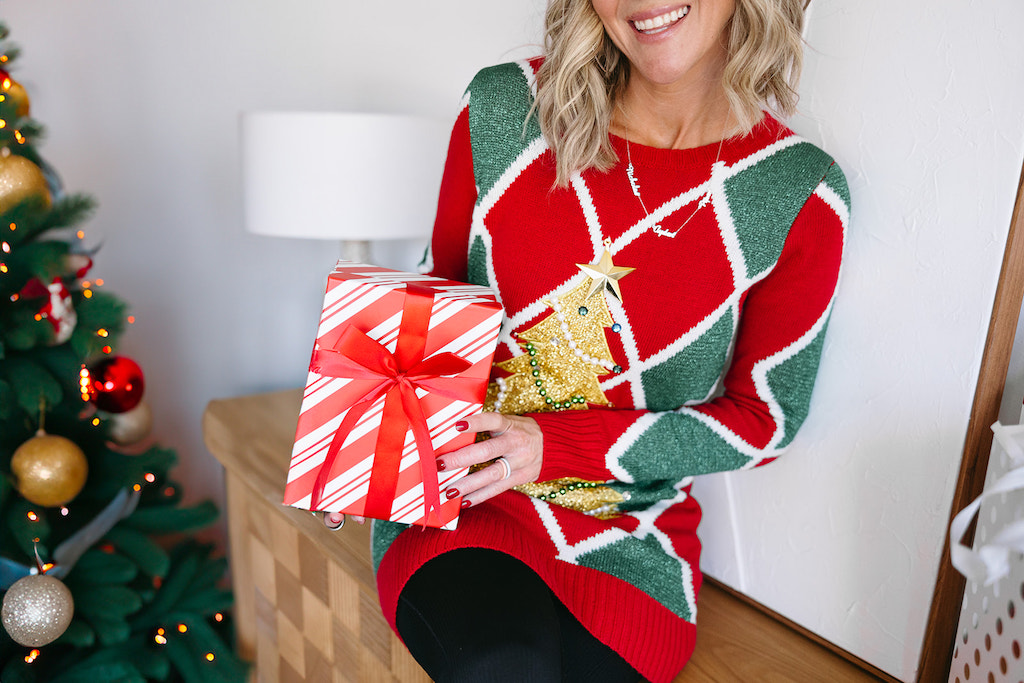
left=376, top=494, right=697, bottom=683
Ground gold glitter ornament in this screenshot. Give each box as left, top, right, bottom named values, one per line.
left=0, top=152, right=51, bottom=211
left=1, top=574, right=74, bottom=647
left=5, top=78, right=30, bottom=118
left=11, top=431, right=89, bottom=507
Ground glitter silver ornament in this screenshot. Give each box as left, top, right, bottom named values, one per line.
left=1, top=574, right=74, bottom=646
left=108, top=400, right=153, bottom=445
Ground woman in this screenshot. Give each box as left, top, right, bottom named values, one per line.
left=328, top=0, right=847, bottom=680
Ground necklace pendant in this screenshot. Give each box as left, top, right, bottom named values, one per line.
left=652, top=223, right=676, bottom=238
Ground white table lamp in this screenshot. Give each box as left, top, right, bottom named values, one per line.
left=241, top=111, right=449, bottom=263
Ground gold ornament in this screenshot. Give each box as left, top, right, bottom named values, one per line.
left=575, top=246, right=635, bottom=301
left=0, top=153, right=51, bottom=211
left=11, top=432, right=89, bottom=507
left=108, top=400, right=153, bottom=445
left=5, top=78, right=30, bottom=118
left=1, top=574, right=74, bottom=647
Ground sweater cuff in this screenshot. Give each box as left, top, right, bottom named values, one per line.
left=530, top=409, right=618, bottom=482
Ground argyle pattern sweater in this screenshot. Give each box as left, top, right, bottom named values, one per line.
left=373, top=59, right=849, bottom=682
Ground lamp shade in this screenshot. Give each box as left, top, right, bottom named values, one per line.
left=241, top=111, right=449, bottom=241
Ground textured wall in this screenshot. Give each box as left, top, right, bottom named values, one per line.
left=691, top=2, right=1024, bottom=680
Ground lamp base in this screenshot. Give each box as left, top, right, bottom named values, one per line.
left=340, top=239, right=371, bottom=264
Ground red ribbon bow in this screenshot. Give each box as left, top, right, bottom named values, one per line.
left=309, top=284, right=477, bottom=525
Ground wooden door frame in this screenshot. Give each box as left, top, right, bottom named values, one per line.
left=915, top=160, right=1024, bottom=682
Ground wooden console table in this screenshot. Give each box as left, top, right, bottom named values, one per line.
left=203, top=389, right=887, bottom=683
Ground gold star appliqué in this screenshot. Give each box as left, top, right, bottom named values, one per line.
left=576, top=248, right=635, bottom=301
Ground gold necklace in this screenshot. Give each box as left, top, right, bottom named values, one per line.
left=624, top=132, right=726, bottom=238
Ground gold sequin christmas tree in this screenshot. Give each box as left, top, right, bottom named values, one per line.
left=484, top=246, right=634, bottom=517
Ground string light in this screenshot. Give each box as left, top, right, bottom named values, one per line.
left=95, top=278, right=104, bottom=286
left=97, top=328, right=109, bottom=337
left=214, top=613, right=224, bottom=622
left=127, top=315, right=136, bottom=324
left=60, top=507, right=69, bottom=517
left=76, top=230, right=85, bottom=239
left=91, top=417, right=100, bottom=426
left=154, top=633, right=167, bottom=645
left=14, top=130, right=24, bottom=144
left=9, top=222, right=15, bottom=230
left=164, top=486, right=175, bottom=497
left=79, top=367, right=91, bottom=401
left=1, top=241, right=9, bottom=252
left=10, top=293, right=18, bottom=301
left=0, top=120, right=6, bottom=129
left=0, top=264, right=7, bottom=273
left=133, top=484, right=141, bottom=492
left=102, top=345, right=112, bottom=354
left=26, top=511, right=38, bottom=522
left=83, top=289, right=93, bottom=299
left=2, top=77, right=9, bottom=89
left=41, top=563, right=54, bottom=573
left=177, top=624, right=188, bottom=634
left=144, top=473, right=156, bottom=483
left=24, top=649, right=39, bottom=664
left=205, top=653, right=215, bottom=662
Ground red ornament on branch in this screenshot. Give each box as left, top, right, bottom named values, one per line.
left=82, top=355, right=145, bottom=414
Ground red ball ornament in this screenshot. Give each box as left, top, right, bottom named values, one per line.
left=83, top=356, right=145, bottom=414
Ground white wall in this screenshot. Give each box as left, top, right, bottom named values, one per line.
left=5, top=1, right=1024, bottom=681
left=691, top=2, right=1024, bottom=680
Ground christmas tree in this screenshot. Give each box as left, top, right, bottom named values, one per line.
left=0, top=23, right=246, bottom=683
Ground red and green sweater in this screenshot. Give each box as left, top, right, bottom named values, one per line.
left=373, top=59, right=849, bottom=682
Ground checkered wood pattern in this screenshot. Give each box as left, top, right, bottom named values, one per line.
left=225, top=472, right=430, bottom=683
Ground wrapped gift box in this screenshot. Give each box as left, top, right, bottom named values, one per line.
left=283, top=262, right=503, bottom=529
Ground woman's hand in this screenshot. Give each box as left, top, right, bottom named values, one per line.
left=436, top=413, right=543, bottom=508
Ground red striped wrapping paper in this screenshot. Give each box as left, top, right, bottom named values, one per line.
left=283, top=262, right=503, bottom=529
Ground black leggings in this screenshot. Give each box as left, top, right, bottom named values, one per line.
left=396, top=548, right=643, bottom=682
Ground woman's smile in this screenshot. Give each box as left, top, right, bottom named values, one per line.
left=629, top=5, right=691, bottom=35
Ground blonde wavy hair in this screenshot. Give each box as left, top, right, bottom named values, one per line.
left=535, top=0, right=808, bottom=187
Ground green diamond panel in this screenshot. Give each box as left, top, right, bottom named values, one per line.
left=724, top=142, right=832, bottom=279
left=467, top=63, right=543, bottom=202
left=641, top=312, right=733, bottom=411
left=577, top=534, right=693, bottom=621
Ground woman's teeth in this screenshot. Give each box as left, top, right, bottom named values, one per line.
left=631, top=6, right=690, bottom=33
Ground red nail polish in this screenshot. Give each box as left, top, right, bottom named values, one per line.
left=461, top=500, right=472, bottom=509
left=455, top=421, right=468, bottom=432
left=445, top=488, right=459, bottom=499
left=436, top=460, right=446, bottom=472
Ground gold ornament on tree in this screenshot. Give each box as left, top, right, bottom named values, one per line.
left=4, top=76, right=31, bottom=118
left=11, top=430, right=89, bottom=508
left=1, top=574, right=74, bottom=647
left=484, top=243, right=634, bottom=518
left=0, top=151, right=51, bottom=210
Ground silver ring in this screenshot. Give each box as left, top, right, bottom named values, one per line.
left=490, top=418, right=512, bottom=437
left=494, top=456, right=512, bottom=481
left=322, top=512, right=345, bottom=531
